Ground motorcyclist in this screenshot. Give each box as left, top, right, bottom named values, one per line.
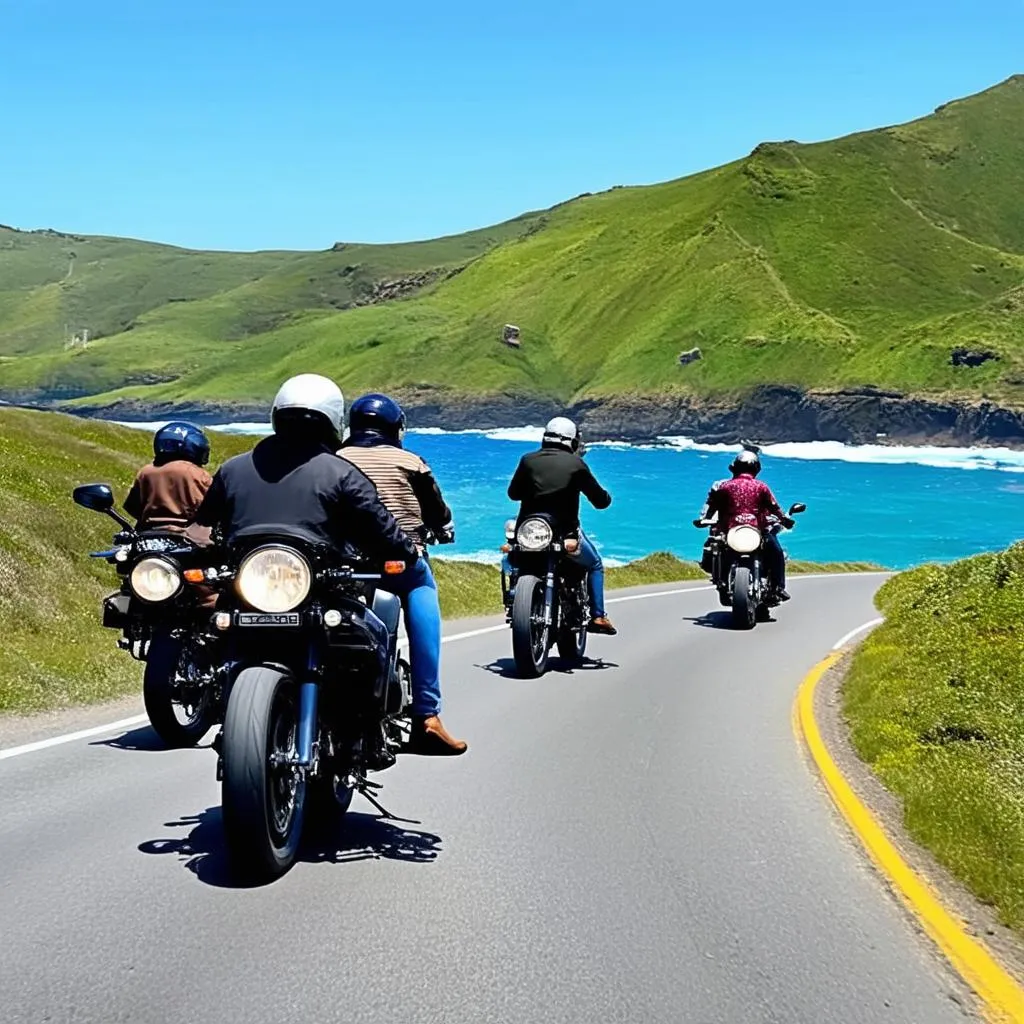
left=124, top=422, right=212, bottom=533
left=338, top=392, right=466, bottom=756
left=192, top=374, right=459, bottom=756
left=697, top=449, right=793, bottom=601
left=507, top=416, right=617, bottom=635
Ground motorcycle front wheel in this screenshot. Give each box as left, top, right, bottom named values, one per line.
left=731, top=567, right=756, bottom=630
left=511, top=574, right=550, bottom=678
left=222, top=666, right=306, bottom=882
left=143, top=632, right=217, bottom=748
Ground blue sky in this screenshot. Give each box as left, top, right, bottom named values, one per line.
left=1, top=0, right=1021, bottom=251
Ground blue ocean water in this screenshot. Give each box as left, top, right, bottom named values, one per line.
left=120, top=421, right=1024, bottom=570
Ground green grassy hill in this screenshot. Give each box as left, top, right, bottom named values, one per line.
left=2, top=76, right=1023, bottom=430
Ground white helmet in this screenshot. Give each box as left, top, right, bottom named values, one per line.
left=542, top=416, right=580, bottom=451
left=271, top=373, right=345, bottom=441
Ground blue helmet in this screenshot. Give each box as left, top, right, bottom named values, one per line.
left=154, top=421, right=210, bottom=466
left=348, top=393, right=406, bottom=443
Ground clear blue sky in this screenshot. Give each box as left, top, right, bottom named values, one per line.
left=1, top=0, right=1021, bottom=251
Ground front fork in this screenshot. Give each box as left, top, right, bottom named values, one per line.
left=295, top=643, right=320, bottom=768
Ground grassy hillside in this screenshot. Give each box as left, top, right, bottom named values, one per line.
left=845, top=546, right=1024, bottom=931
left=1, top=77, right=1023, bottom=418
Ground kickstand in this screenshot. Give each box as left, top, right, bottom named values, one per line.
left=357, top=781, right=421, bottom=825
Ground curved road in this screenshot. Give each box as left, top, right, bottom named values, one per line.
left=0, top=575, right=976, bottom=1023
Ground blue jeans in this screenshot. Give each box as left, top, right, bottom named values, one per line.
left=573, top=531, right=606, bottom=618
left=764, top=532, right=786, bottom=590
left=377, top=557, right=442, bottom=718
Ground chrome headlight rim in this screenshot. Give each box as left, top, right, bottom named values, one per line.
left=726, top=525, right=763, bottom=554
left=235, top=544, right=312, bottom=613
left=516, top=517, right=554, bottom=552
left=129, top=556, right=183, bottom=604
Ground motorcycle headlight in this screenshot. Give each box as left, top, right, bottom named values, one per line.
left=236, top=546, right=312, bottom=613
left=130, top=557, right=182, bottom=603
left=516, top=517, right=554, bottom=551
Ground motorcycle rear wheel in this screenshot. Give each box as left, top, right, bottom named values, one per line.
left=222, top=666, right=306, bottom=883
left=731, top=567, right=756, bottom=630
left=511, top=574, right=550, bottom=678
left=556, top=583, right=588, bottom=665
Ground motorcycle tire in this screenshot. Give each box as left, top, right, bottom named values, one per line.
left=731, top=567, right=756, bottom=630
left=556, top=615, right=587, bottom=666
left=143, top=632, right=216, bottom=748
left=511, top=574, right=550, bottom=678
left=222, top=666, right=306, bottom=883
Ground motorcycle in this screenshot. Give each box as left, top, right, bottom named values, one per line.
left=202, top=533, right=412, bottom=882
left=694, top=502, right=806, bottom=629
left=500, top=514, right=590, bottom=677
left=73, top=483, right=222, bottom=747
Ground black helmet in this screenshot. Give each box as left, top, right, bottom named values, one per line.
left=729, top=450, right=761, bottom=477
left=348, top=393, right=406, bottom=444
left=154, top=422, right=210, bottom=466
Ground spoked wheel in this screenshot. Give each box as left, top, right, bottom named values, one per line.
left=222, top=666, right=306, bottom=883
left=511, top=574, right=550, bottom=678
left=556, top=585, right=588, bottom=666
left=731, top=567, right=756, bottom=630
left=143, top=632, right=217, bottom=748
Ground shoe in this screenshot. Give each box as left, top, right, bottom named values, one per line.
left=777, top=589, right=792, bottom=602
left=407, top=716, right=468, bottom=756
left=587, top=616, right=618, bottom=636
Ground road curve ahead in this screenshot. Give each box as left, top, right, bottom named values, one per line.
left=0, top=575, right=976, bottom=1024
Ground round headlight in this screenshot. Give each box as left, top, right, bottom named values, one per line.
left=130, top=557, right=182, bottom=603
left=516, top=518, right=554, bottom=551
left=236, top=546, right=311, bottom=613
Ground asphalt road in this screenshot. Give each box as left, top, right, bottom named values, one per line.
left=0, top=575, right=976, bottom=1023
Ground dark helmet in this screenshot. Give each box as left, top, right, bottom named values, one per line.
left=730, top=450, right=761, bottom=477
left=154, top=422, right=210, bottom=466
left=348, top=393, right=406, bottom=444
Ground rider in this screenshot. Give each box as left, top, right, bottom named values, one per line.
left=338, top=392, right=466, bottom=757
left=697, top=448, right=793, bottom=601
left=124, top=422, right=212, bottom=533
left=507, top=416, right=617, bottom=635
left=192, top=374, right=459, bottom=756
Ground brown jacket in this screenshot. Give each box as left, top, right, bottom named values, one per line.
left=125, top=460, right=213, bottom=532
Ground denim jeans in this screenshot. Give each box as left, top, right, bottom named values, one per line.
left=572, top=531, right=606, bottom=617
left=377, top=557, right=442, bottom=718
left=764, top=532, right=786, bottom=590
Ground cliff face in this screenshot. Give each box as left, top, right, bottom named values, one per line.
left=27, top=386, right=1024, bottom=448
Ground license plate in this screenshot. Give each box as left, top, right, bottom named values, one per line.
left=237, top=612, right=301, bottom=627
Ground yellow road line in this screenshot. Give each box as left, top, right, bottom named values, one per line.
left=795, top=652, right=1024, bottom=1024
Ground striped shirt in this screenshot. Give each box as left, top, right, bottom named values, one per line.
left=337, top=442, right=449, bottom=544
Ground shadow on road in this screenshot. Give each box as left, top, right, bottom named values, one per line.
left=476, top=656, right=619, bottom=678
left=90, top=725, right=215, bottom=753
left=138, top=806, right=442, bottom=889
left=684, top=610, right=777, bottom=629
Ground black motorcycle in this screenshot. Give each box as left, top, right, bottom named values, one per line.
left=202, top=533, right=411, bottom=882
left=73, top=483, right=222, bottom=747
left=694, top=502, right=806, bottom=629
left=501, top=514, right=589, bottom=677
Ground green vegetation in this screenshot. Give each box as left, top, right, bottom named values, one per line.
left=845, top=546, right=1024, bottom=931
left=2, top=77, right=1024, bottom=415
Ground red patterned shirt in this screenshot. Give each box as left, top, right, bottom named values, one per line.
left=706, top=474, right=783, bottom=531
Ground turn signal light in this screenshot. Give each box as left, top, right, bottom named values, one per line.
left=383, top=561, right=406, bottom=575
left=183, top=568, right=205, bottom=583
left=500, top=544, right=512, bottom=553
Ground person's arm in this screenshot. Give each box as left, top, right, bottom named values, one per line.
left=123, top=474, right=144, bottom=520
left=507, top=458, right=528, bottom=501
left=696, top=483, right=720, bottom=525
left=336, top=463, right=419, bottom=565
left=193, top=469, right=228, bottom=529
left=578, top=462, right=611, bottom=510
left=410, top=460, right=452, bottom=534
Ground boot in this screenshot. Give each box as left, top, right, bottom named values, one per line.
left=408, top=715, right=468, bottom=756
left=588, top=616, right=618, bottom=636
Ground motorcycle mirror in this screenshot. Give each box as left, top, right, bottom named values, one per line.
left=72, top=483, right=135, bottom=531
left=789, top=502, right=807, bottom=515
left=73, top=483, right=115, bottom=512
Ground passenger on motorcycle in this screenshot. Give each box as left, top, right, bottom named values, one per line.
left=124, top=422, right=212, bottom=533
left=192, top=375, right=459, bottom=756
left=698, top=449, right=793, bottom=601
left=338, top=393, right=466, bottom=756
left=507, top=416, right=617, bottom=635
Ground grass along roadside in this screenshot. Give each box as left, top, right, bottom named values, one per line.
left=844, top=543, right=1024, bottom=933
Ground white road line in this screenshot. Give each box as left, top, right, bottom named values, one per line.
left=0, top=715, right=150, bottom=762
left=0, top=576, right=885, bottom=762
left=832, top=617, right=885, bottom=651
